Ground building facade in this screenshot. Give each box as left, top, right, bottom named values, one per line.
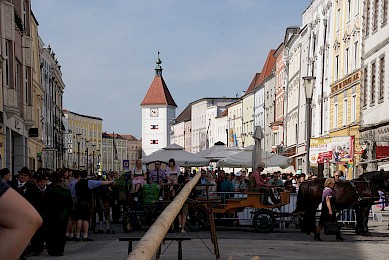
left=121, top=134, right=141, bottom=170
left=171, top=103, right=191, bottom=151
left=301, top=0, right=334, bottom=176
left=1, top=0, right=35, bottom=175
left=241, top=75, right=257, bottom=148
left=101, top=132, right=127, bottom=172
left=28, top=11, right=45, bottom=171
left=273, top=43, right=286, bottom=154
left=283, top=26, right=303, bottom=169
left=359, top=0, right=388, bottom=172
left=191, top=98, right=237, bottom=153
left=63, top=110, right=102, bottom=174
left=328, top=0, right=363, bottom=178
left=40, top=43, right=65, bottom=171
left=214, top=109, right=228, bottom=147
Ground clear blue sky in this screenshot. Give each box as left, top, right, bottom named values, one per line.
left=32, top=0, right=310, bottom=139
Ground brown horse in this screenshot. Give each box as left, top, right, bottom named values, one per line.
left=295, top=171, right=389, bottom=237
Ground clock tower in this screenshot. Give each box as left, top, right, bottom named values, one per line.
left=140, top=53, right=177, bottom=156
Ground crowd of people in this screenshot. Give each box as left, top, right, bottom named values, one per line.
left=0, top=160, right=335, bottom=258
left=0, top=166, right=115, bottom=258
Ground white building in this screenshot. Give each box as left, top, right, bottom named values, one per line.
left=171, top=104, right=191, bottom=150
left=284, top=26, right=304, bottom=170
left=242, top=75, right=258, bottom=148
left=360, top=0, right=388, bottom=171
left=301, top=0, right=334, bottom=176
left=214, top=110, right=228, bottom=146
left=302, top=0, right=334, bottom=139
left=254, top=85, right=265, bottom=145
left=191, top=98, right=238, bottom=153
left=141, top=54, right=177, bottom=156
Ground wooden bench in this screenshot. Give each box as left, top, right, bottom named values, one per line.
left=119, top=236, right=192, bottom=260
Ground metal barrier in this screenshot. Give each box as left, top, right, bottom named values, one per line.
left=338, top=208, right=356, bottom=227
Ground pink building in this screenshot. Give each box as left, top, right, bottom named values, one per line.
left=271, top=43, right=286, bottom=153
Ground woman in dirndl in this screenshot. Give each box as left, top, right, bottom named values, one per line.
left=131, top=159, right=147, bottom=194
left=315, top=178, right=344, bottom=242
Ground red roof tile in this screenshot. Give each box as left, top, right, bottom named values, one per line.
left=120, top=134, right=139, bottom=141
left=140, top=76, right=177, bottom=107
left=256, top=49, right=276, bottom=88
left=245, top=73, right=261, bottom=94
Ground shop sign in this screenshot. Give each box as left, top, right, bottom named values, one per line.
left=376, top=146, right=389, bottom=159
left=330, top=71, right=360, bottom=93
left=310, top=136, right=354, bottom=163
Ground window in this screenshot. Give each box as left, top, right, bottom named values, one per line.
left=345, top=48, right=349, bottom=74
left=22, top=1, right=27, bottom=26
left=16, top=62, right=21, bottom=110
left=150, top=125, right=159, bottom=130
left=384, top=0, right=388, bottom=23
left=5, top=41, right=10, bottom=86
left=354, top=41, right=359, bottom=69
left=150, top=140, right=158, bottom=144
left=371, top=61, right=376, bottom=104
left=365, top=0, right=371, bottom=35
left=379, top=56, right=385, bottom=100
left=24, top=67, right=29, bottom=104
left=351, top=95, right=357, bottom=122
left=373, top=0, right=379, bottom=30
left=347, top=0, right=351, bottom=22
left=343, top=99, right=348, bottom=126
left=363, top=66, right=368, bottom=106
left=334, top=103, right=338, bottom=128
left=335, top=55, right=340, bottom=81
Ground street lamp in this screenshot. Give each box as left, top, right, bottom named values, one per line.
left=91, top=144, right=96, bottom=175
left=85, top=140, right=90, bottom=174
left=303, top=76, right=315, bottom=176
left=76, top=133, right=82, bottom=170
left=96, top=149, right=101, bottom=175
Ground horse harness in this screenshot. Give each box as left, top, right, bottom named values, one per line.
left=349, top=179, right=377, bottom=205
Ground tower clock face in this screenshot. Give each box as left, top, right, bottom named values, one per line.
left=150, top=108, right=159, bottom=117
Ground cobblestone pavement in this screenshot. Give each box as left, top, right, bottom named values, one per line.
left=32, top=222, right=389, bottom=260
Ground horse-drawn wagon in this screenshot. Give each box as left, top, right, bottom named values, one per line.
left=194, top=190, right=292, bottom=232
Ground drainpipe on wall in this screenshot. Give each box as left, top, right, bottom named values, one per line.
left=320, top=19, right=328, bottom=136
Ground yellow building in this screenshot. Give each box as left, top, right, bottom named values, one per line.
left=28, top=12, right=45, bottom=171
left=329, top=0, right=363, bottom=179
left=63, top=110, right=102, bottom=174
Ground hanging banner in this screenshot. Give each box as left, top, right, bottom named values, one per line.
left=310, top=136, right=354, bottom=164
left=376, top=146, right=389, bottom=159
left=309, top=138, right=332, bottom=163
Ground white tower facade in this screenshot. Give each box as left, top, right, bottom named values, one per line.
left=141, top=54, right=177, bottom=156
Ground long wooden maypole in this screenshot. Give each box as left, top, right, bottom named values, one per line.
left=128, top=172, right=201, bottom=260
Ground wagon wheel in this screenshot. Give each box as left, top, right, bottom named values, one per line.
left=253, top=209, right=276, bottom=233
